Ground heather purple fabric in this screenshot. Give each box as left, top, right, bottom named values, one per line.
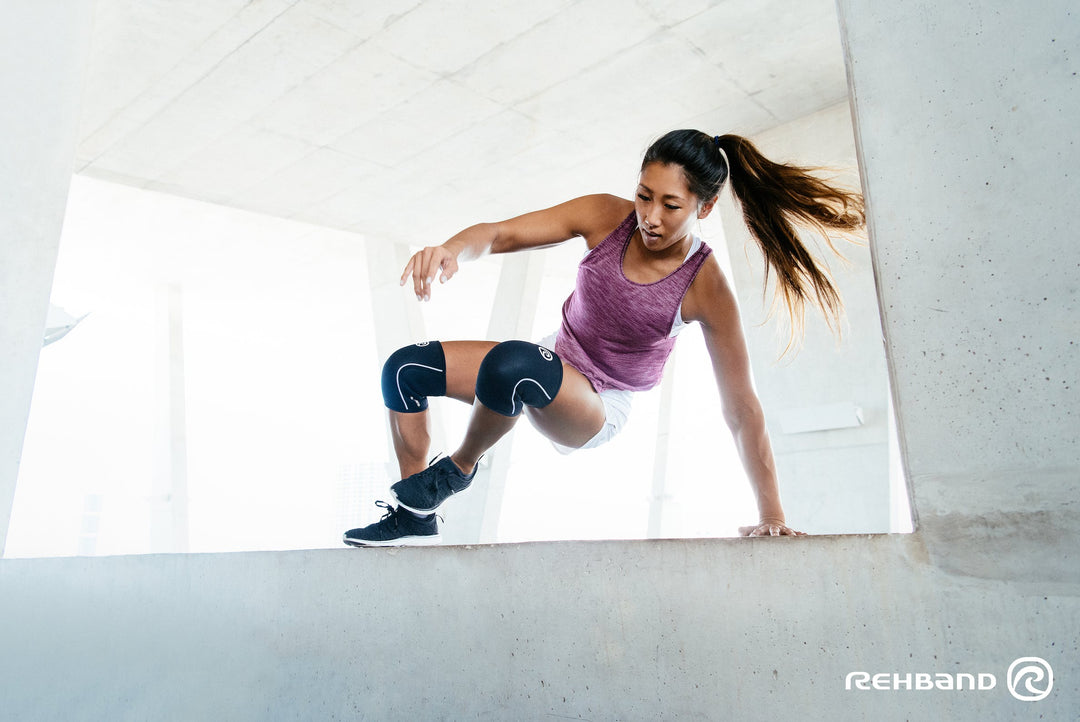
left=554, top=212, right=712, bottom=392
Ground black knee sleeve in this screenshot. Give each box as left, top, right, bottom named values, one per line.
left=381, top=341, right=447, bottom=413
left=475, top=340, right=563, bottom=417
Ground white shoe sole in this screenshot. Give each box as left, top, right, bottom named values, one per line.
left=389, top=489, right=441, bottom=515
left=343, top=533, right=442, bottom=548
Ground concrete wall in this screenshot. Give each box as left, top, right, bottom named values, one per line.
left=841, top=0, right=1080, bottom=583
left=0, top=0, right=95, bottom=555
left=1, top=1, right=1078, bottom=720
left=8, top=534, right=1071, bottom=721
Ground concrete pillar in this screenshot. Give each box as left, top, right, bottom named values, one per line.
left=837, top=0, right=1079, bottom=580
left=0, top=0, right=95, bottom=556
left=446, top=252, right=545, bottom=544
left=646, top=352, right=677, bottom=538
left=363, top=239, right=439, bottom=482
left=151, top=284, right=190, bottom=553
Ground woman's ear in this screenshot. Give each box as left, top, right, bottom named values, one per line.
left=698, top=195, right=719, bottom=219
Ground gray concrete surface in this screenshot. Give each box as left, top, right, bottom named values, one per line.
left=1, top=535, right=1075, bottom=720
left=840, top=0, right=1080, bottom=587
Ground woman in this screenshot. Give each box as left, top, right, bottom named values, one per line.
left=344, top=129, right=864, bottom=546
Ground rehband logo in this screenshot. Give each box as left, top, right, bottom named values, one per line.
left=845, top=671, right=996, bottom=692
left=538, top=347, right=553, bottom=361
left=415, top=341, right=430, bottom=347
left=1007, top=657, right=1053, bottom=702
left=845, top=657, right=1053, bottom=702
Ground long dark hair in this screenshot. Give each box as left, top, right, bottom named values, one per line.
left=642, top=129, right=865, bottom=350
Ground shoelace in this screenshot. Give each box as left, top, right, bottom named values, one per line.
left=372, top=499, right=442, bottom=527
left=373, top=500, right=399, bottom=530
left=409, top=455, right=457, bottom=499
left=426, top=453, right=480, bottom=494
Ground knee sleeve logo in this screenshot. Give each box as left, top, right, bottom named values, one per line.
left=539, top=346, right=553, bottom=361
left=416, top=341, right=429, bottom=347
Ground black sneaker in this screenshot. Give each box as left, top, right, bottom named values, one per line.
left=342, top=501, right=441, bottom=547
left=390, top=455, right=477, bottom=514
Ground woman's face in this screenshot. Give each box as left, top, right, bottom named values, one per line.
left=634, top=162, right=714, bottom=253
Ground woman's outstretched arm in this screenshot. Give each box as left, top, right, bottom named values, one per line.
left=401, top=194, right=631, bottom=301
left=683, top=256, right=806, bottom=537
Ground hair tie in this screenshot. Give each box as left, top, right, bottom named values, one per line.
left=714, top=136, right=730, bottom=175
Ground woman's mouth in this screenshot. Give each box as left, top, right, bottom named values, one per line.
left=641, top=227, right=661, bottom=242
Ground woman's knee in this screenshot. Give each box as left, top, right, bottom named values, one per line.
left=475, top=340, right=564, bottom=417
left=380, top=341, right=447, bottom=413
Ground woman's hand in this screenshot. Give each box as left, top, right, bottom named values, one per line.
left=396, top=196, right=631, bottom=301
left=401, top=245, right=460, bottom=301
left=738, top=521, right=806, bottom=537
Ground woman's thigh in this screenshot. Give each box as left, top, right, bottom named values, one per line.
left=443, top=340, right=606, bottom=448
left=441, top=340, right=497, bottom=404
left=524, top=363, right=606, bottom=449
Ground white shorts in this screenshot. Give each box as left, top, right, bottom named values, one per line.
left=539, top=333, right=634, bottom=454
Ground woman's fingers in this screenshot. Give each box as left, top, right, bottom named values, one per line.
left=738, top=523, right=806, bottom=537
left=439, top=256, right=458, bottom=283
left=417, top=251, right=433, bottom=299
left=401, top=253, right=426, bottom=298
left=401, top=248, right=457, bottom=301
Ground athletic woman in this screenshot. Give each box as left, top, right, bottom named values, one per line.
left=344, top=129, right=864, bottom=546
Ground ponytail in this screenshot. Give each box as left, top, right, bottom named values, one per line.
left=642, top=130, right=865, bottom=353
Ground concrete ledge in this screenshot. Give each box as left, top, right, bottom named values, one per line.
left=911, top=467, right=1080, bottom=583
left=3, top=534, right=1076, bottom=720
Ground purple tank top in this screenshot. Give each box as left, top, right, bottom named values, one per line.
left=554, top=212, right=713, bottom=392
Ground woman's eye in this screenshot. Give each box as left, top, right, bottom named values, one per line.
left=665, top=204, right=681, bottom=210
left=637, top=194, right=651, bottom=201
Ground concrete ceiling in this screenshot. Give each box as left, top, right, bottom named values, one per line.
left=75, top=0, right=850, bottom=245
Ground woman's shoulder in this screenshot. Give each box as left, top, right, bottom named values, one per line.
left=566, top=194, right=634, bottom=248
left=572, top=193, right=634, bottom=215
left=681, top=253, right=738, bottom=326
